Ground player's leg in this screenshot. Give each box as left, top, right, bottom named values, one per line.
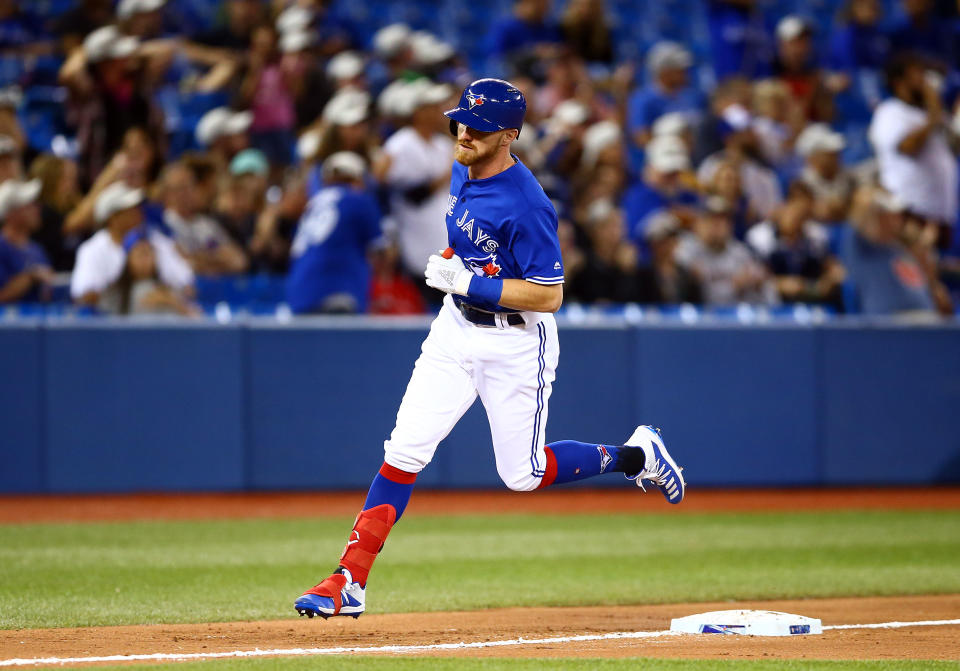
left=476, top=316, right=685, bottom=502
left=296, top=305, right=478, bottom=618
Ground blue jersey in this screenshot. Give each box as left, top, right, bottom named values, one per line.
left=445, top=157, right=563, bottom=312
left=286, top=185, right=382, bottom=314
left=0, top=235, right=49, bottom=303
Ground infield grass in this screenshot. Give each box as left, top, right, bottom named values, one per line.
left=88, top=659, right=960, bottom=670
left=0, top=509, right=958, bottom=629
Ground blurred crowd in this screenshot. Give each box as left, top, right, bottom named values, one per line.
left=0, top=0, right=959, bottom=319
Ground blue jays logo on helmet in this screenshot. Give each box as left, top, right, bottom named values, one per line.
left=445, top=78, right=526, bottom=136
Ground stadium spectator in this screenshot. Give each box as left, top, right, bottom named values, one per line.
left=622, top=134, right=698, bottom=248
left=238, top=25, right=296, bottom=166
left=279, top=25, right=333, bottom=130
left=539, top=99, right=591, bottom=179
left=772, top=16, right=837, bottom=123
left=380, top=80, right=453, bottom=282
left=702, top=159, right=756, bottom=239
left=59, top=25, right=164, bottom=186
left=0, top=179, right=53, bottom=304
left=888, top=0, right=953, bottom=70
left=828, top=0, right=890, bottom=77
left=485, top=0, right=562, bottom=76
left=698, top=103, right=783, bottom=219
left=0, top=135, right=22, bottom=183
left=194, top=0, right=263, bottom=50
left=214, top=149, right=268, bottom=250
left=559, top=0, right=613, bottom=65
left=568, top=199, right=650, bottom=303
left=368, top=245, right=427, bottom=315
left=114, top=229, right=198, bottom=315
left=627, top=41, right=705, bottom=150
left=675, top=196, right=776, bottom=306
left=286, top=152, right=384, bottom=314
left=158, top=162, right=248, bottom=276
left=28, top=154, right=82, bottom=272
left=747, top=181, right=846, bottom=306
left=70, top=181, right=193, bottom=309
left=643, top=211, right=702, bottom=304
left=844, top=186, right=952, bottom=317
left=116, top=0, right=167, bottom=40
left=751, top=78, right=801, bottom=171
left=706, top=0, right=774, bottom=80
left=692, top=76, right=752, bottom=165
left=869, top=52, right=957, bottom=249
left=51, top=0, right=114, bottom=53
left=796, top=123, right=856, bottom=224
left=195, top=106, right=253, bottom=173
left=0, top=91, right=25, bottom=159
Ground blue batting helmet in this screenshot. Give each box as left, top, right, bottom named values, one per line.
left=444, top=78, right=526, bottom=136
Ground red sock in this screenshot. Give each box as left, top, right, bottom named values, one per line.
left=536, top=446, right=558, bottom=489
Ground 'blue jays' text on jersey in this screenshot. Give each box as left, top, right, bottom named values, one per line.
left=445, top=156, right=564, bottom=312
left=286, top=184, right=383, bottom=314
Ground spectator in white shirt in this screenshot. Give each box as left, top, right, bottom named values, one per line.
left=380, top=80, right=454, bottom=280
left=868, top=52, right=957, bottom=248
left=159, top=161, right=248, bottom=275
left=71, top=181, right=194, bottom=309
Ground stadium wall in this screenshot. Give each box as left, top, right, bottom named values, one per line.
left=1, top=319, right=958, bottom=493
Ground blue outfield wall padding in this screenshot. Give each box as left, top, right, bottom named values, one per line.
left=0, top=325, right=44, bottom=492
left=635, top=327, right=820, bottom=487
left=42, top=324, right=245, bottom=493
left=820, top=327, right=960, bottom=485
left=0, top=319, right=958, bottom=493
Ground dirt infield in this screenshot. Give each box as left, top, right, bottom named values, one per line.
left=2, top=487, right=960, bottom=524
left=2, top=595, right=958, bottom=665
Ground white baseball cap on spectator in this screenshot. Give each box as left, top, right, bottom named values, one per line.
left=377, top=79, right=411, bottom=117
left=776, top=15, right=811, bottom=42
left=276, top=5, right=314, bottom=34
left=646, top=41, right=693, bottom=75
left=646, top=135, right=690, bottom=173
left=410, top=31, right=454, bottom=66
left=652, top=111, right=690, bottom=138
left=581, top=120, right=622, bottom=167
left=322, top=89, right=370, bottom=125
left=83, top=25, right=139, bottom=63
left=327, top=51, right=365, bottom=82
left=94, top=181, right=144, bottom=223
left=280, top=29, right=317, bottom=54
left=0, top=179, right=40, bottom=219
left=404, top=79, right=451, bottom=110
left=195, top=107, right=253, bottom=147
left=116, top=0, right=166, bottom=20
left=0, top=135, right=19, bottom=157
left=0, top=85, right=22, bottom=110
left=795, top=123, right=846, bottom=157
left=322, top=151, right=366, bottom=180
left=373, top=23, right=411, bottom=58
left=586, top=197, right=615, bottom=225
left=550, top=99, right=590, bottom=128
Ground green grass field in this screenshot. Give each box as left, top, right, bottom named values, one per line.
left=1, top=509, right=959, bottom=630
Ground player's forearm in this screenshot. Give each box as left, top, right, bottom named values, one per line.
left=497, top=279, right=563, bottom=313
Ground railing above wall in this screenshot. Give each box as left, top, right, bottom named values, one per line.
left=1, top=316, right=958, bottom=494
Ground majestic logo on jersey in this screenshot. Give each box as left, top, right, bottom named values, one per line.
left=466, top=93, right=486, bottom=109
left=465, top=253, right=501, bottom=277
left=597, top=446, right=613, bottom=473
left=554, top=261, right=562, bottom=270
left=455, top=208, right=499, bottom=253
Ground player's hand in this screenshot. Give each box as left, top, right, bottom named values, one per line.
left=424, top=249, right=472, bottom=296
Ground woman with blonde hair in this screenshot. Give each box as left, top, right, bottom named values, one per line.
left=28, top=154, right=83, bottom=270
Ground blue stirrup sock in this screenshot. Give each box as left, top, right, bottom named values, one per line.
left=362, top=462, right=416, bottom=520
left=537, top=440, right=645, bottom=488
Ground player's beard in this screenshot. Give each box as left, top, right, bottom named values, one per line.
left=454, top=139, right=498, bottom=166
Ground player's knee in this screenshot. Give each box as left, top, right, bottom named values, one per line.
left=499, top=471, right=540, bottom=492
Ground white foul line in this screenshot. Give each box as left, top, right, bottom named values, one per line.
left=1, top=618, right=959, bottom=667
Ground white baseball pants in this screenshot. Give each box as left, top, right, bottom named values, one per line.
left=384, top=294, right=559, bottom=491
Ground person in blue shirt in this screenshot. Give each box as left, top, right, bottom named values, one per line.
left=706, top=0, right=774, bottom=81
left=484, top=0, right=562, bottom=77
left=285, top=151, right=383, bottom=314
left=293, top=78, right=686, bottom=622
left=828, top=0, right=890, bottom=74
left=0, top=179, right=52, bottom=304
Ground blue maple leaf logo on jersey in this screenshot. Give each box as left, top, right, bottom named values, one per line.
left=467, top=93, right=486, bottom=109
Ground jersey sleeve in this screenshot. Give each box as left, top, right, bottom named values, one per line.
left=511, top=206, right=564, bottom=285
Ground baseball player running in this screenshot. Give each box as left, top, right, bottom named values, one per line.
left=295, top=79, right=686, bottom=620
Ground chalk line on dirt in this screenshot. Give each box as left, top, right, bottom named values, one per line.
left=2, top=618, right=959, bottom=667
